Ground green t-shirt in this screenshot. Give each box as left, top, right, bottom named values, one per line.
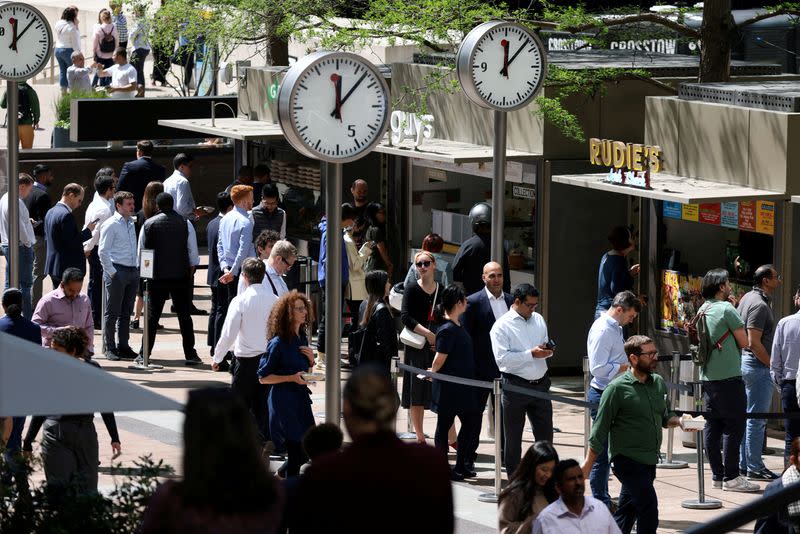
left=699, top=299, right=745, bottom=381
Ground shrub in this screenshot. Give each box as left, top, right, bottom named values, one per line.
left=53, top=90, right=108, bottom=129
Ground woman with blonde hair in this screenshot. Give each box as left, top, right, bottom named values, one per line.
left=258, top=290, right=316, bottom=476
left=131, top=181, right=164, bottom=330
left=400, top=250, right=442, bottom=443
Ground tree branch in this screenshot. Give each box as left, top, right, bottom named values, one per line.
left=737, top=8, right=800, bottom=28
left=524, top=13, right=701, bottom=39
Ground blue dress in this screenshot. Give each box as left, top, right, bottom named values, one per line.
left=257, top=333, right=315, bottom=447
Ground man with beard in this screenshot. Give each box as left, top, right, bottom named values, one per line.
left=581, top=335, right=692, bottom=534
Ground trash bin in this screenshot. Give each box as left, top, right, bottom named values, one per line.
left=679, top=359, right=700, bottom=448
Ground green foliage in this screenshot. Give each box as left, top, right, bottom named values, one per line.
left=393, top=65, right=460, bottom=116
left=53, top=90, right=107, bottom=129
left=0, top=454, right=172, bottom=533
left=534, top=95, right=585, bottom=141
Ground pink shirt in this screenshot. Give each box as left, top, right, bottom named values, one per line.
left=93, top=23, right=118, bottom=59
left=32, top=287, right=94, bottom=353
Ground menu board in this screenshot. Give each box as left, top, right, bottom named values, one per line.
left=663, top=200, right=774, bottom=236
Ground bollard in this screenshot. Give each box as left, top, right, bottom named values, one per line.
left=478, top=378, right=503, bottom=503
left=583, top=357, right=591, bottom=456
left=658, top=351, right=689, bottom=469
left=129, top=279, right=162, bottom=371
left=682, top=381, right=721, bottom=509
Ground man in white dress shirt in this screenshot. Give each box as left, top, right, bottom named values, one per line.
left=212, top=258, right=277, bottom=445
left=83, top=174, right=115, bottom=329
left=490, top=283, right=554, bottom=475
left=0, top=173, right=36, bottom=317
left=163, top=152, right=206, bottom=221
left=94, top=47, right=137, bottom=99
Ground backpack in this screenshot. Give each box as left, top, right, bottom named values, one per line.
left=17, top=85, right=30, bottom=121
left=687, top=302, right=731, bottom=366
left=347, top=303, right=386, bottom=367
left=99, top=27, right=115, bottom=53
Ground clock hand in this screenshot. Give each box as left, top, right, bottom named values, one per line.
left=8, top=17, right=18, bottom=52
left=330, top=73, right=342, bottom=121
left=504, top=38, right=530, bottom=73
left=331, top=71, right=368, bottom=117
left=500, top=39, right=509, bottom=77
left=14, top=18, right=36, bottom=45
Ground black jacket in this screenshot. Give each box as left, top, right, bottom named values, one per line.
left=206, top=214, right=222, bottom=286
left=359, top=302, right=398, bottom=373
left=463, top=288, right=514, bottom=380
left=452, top=234, right=511, bottom=295
left=142, top=209, right=189, bottom=280
left=24, top=183, right=51, bottom=237
left=44, top=202, right=91, bottom=279
left=118, top=157, right=166, bottom=212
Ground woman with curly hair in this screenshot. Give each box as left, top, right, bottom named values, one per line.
left=258, top=290, right=316, bottom=476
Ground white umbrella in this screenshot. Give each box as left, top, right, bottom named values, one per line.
left=0, top=331, right=182, bottom=416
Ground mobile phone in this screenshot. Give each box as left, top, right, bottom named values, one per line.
left=544, top=339, right=556, bottom=350
left=90, top=217, right=101, bottom=225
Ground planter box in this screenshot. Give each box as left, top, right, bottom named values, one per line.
left=51, top=127, right=106, bottom=148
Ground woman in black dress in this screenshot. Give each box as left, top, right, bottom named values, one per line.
left=429, top=285, right=481, bottom=480
left=400, top=250, right=441, bottom=443
left=358, top=270, right=398, bottom=377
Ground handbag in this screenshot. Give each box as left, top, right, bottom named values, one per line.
left=348, top=303, right=385, bottom=366
left=400, top=283, right=438, bottom=350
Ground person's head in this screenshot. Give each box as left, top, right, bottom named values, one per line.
left=469, top=202, right=491, bottom=237
left=414, top=250, right=436, bottom=282
left=95, top=173, right=115, bottom=199
left=501, top=441, right=559, bottom=507
left=143, top=181, right=164, bottom=219
left=136, top=139, right=154, bottom=158
left=215, top=191, right=233, bottom=215
left=351, top=179, right=368, bottom=206
left=342, top=365, right=399, bottom=439
left=624, top=335, right=658, bottom=376
left=754, top=264, right=781, bottom=294
left=60, top=268, right=84, bottom=300
left=2, top=288, right=23, bottom=319
left=237, top=165, right=253, bottom=185
left=361, top=270, right=391, bottom=326
left=269, top=240, right=297, bottom=274
left=260, top=183, right=280, bottom=213
left=421, top=234, right=444, bottom=254
left=253, top=164, right=270, bottom=183
left=96, top=166, right=117, bottom=183
left=608, top=225, right=635, bottom=254
left=110, top=1, right=122, bottom=15
left=553, top=459, right=584, bottom=504
left=70, top=50, right=85, bottom=67
left=32, top=163, right=53, bottom=185
left=18, top=173, right=34, bottom=200
left=99, top=8, right=111, bottom=24
left=173, top=153, right=194, bottom=177
left=155, top=192, right=174, bottom=213
left=230, top=184, right=254, bottom=210
left=365, top=202, right=385, bottom=227
left=114, top=191, right=135, bottom=217
left=113, top=47, right=128, bottom=64
left=482, top=261, right=504, bottom=296
left=302, top=423, right=344, bottom=462
left=256, top=230, right=281, bottom=260
left=61, top=183, right=85, bottom=210
left=608, top=290, right=641, bottom=326
left=701, top=268, right=731, bottom=300
left=181, top=388, right=277, bottom=512
left=790, top=437, right=800, bottom=469
left=341, top=203, right=357, bottom=227
left=51, top=326, right=89, bottom=359
left=61, top=6, right=78, bottom=23
left=512, top=283, right=540, bottom=320
left=268, top=290, right=313, bottom=340
left=241, top=257, right=266, bottom=287
left=439, top=284, right=466, bottom=322
left=794, top=286, right=800, bottom=310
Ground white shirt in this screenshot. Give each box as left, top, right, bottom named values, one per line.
left=0, top=193, right=35, bottom=247
left=587, top=313, right=627, bottom=390
left=213, top=283, right=277, bottom=363
left=163, top=170, right=196, bottom=220
left=54, top=20, right=81, bottom=50
left=136, top=218, right=199, bottom=268
left=486, top=287, right=509, bottom=320
left=490, top=307, right=549, bottom=381
left=236, top=260, right=289, bottom=297
left=102, top=63, right=137, bottom=99
left=533, top=495, right=621, bottom=534
left=83, top=192, right=114, bottom=252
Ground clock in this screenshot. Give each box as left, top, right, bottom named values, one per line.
left=0, top=2, right=52, bottom=81
left=278, top=51, right=390, bottom=163
left=456, top=21, right=547, bottom=111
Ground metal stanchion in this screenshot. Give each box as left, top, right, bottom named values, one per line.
left=682, top=381, right=721, bottom=509
left=658, top=351, right=689, bottom=469
left=129, top=278, right=162, bottom=371
left=396, top=354, right=417, bottom=440
left=479, top=378, right=503, bottom=503
left=583, top=357, right=591, bottom=456
left=304, top=256, right=312, bottom=301
left=101, top=277, right=107, bottom=355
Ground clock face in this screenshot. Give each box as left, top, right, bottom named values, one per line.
left=457, top=21, right=547, bottom=111
left=278, top=51, right=390, bottom=163
left=0, top=3, right=52, bottom=81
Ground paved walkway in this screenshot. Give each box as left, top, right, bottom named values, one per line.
left=12, top=257, right=781, bottom=533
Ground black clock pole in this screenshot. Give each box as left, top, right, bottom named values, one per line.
left=491, top=110, right=507, bottom=264
left=323, top=161, right=343, bottom=424
left=7, top=80, right=19, bottom=287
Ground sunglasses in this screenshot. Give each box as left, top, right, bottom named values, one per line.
left=280, top=256, right=295, bottom=268
left=415, top=260, right=433, bottom=268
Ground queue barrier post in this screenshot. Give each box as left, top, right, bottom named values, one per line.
left=658, top=351, right=689, bottom=469
left=394, top=356, right=417, bottom=440
left=478, top=378, right=503, bottom=503
left=129, top=278, right=163, bottom=371
left=583, top=357, right=591, bottom=456
left=101, top=277, right=107, bottom=355
left=682, top=381, right=722, bottom=510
